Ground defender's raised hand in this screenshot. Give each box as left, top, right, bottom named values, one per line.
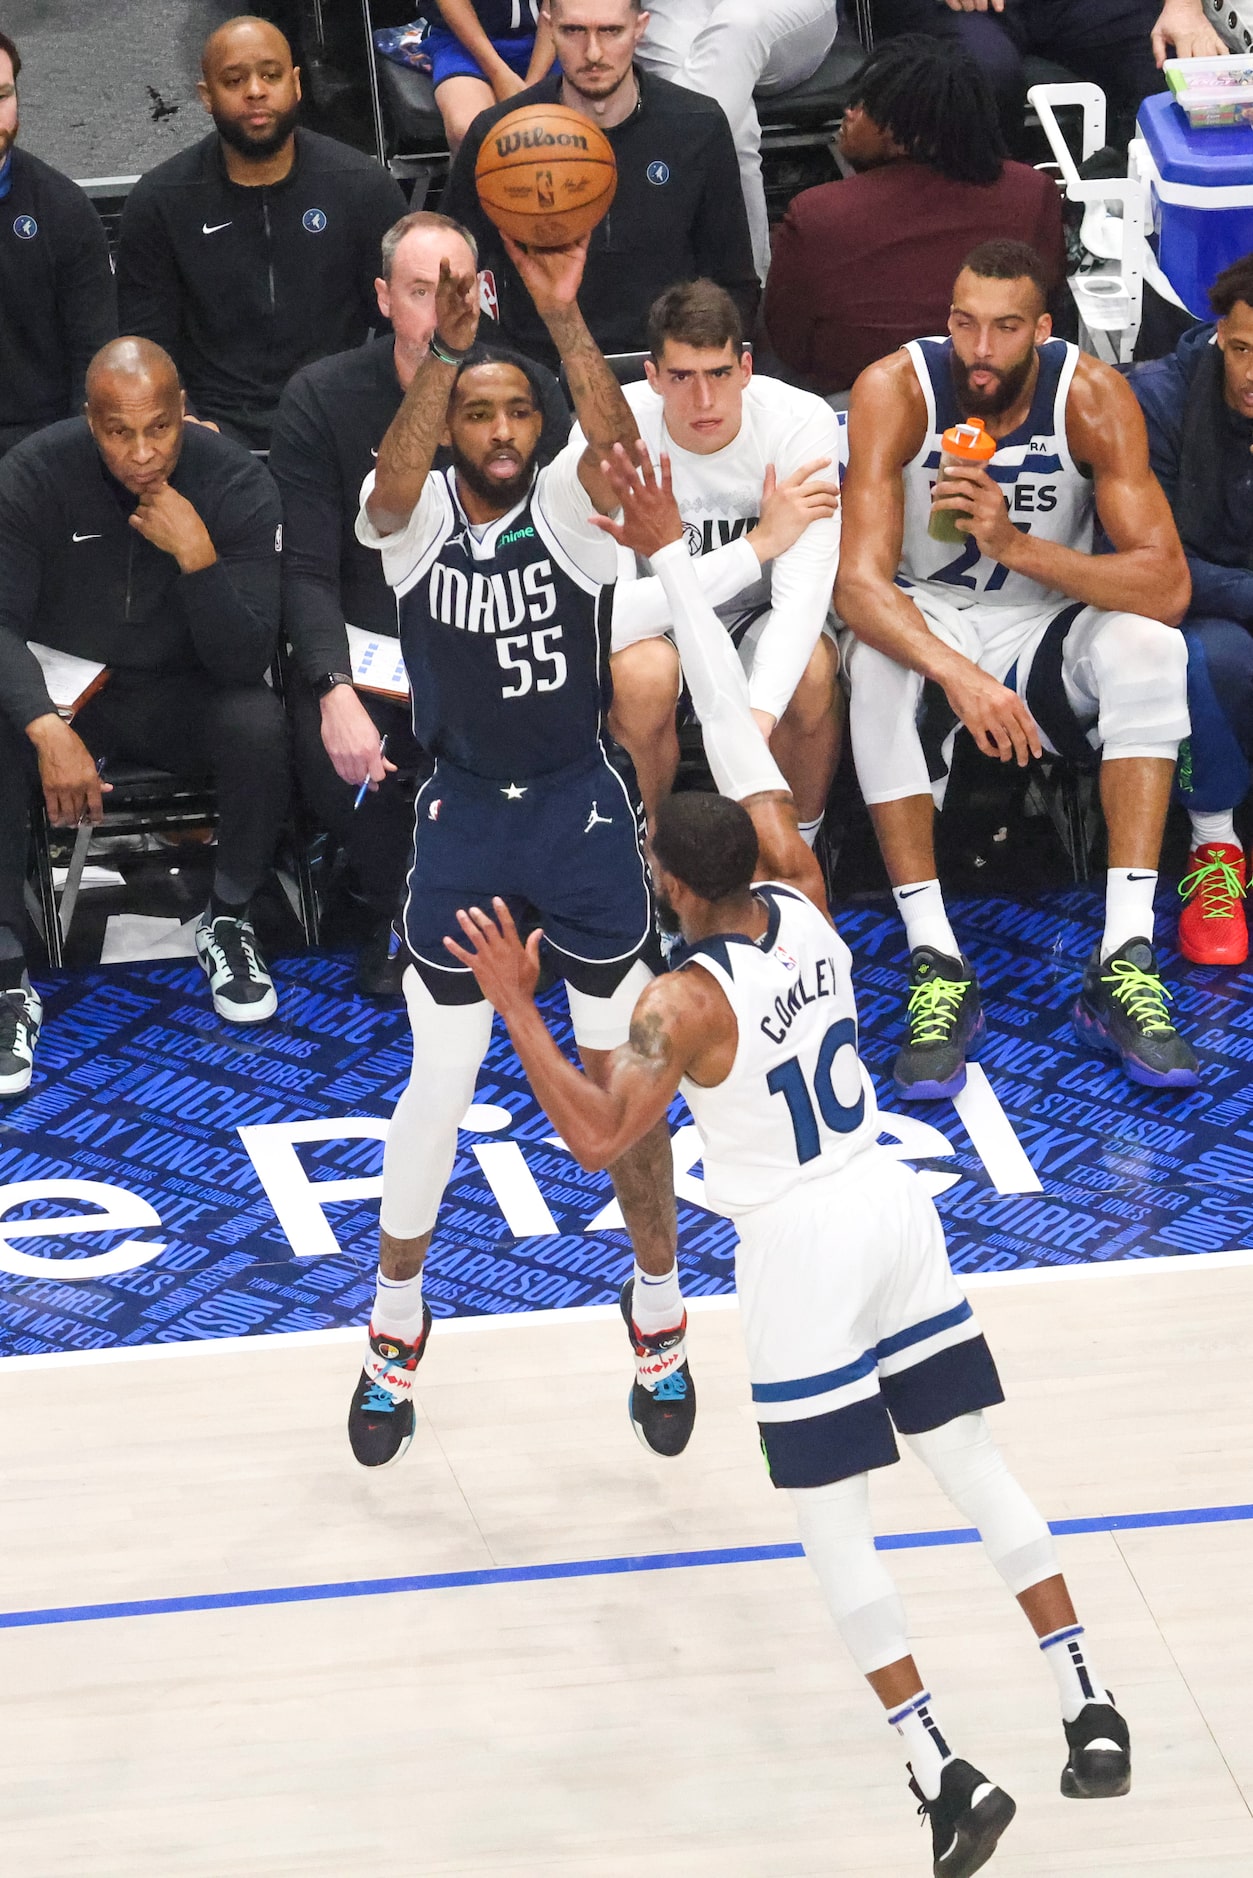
left=590, top=440, right=685, bottom=558
left=445, top=898, right=543, bottom=1016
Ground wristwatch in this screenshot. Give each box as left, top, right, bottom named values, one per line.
left=313, top=671, right=354, bottom=699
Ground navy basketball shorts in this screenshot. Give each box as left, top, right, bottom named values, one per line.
left=734, top=1149, right=1004, bottom=1489
left=402, top=750, right=652, bottom=1006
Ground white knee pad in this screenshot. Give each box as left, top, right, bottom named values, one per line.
left=789, top=1474, right=910, bottom=1675
left=378, top=967, right=493, bottom=1240
left=904, top=1412, right=1058, bottom=1597
left=1066, top=611, right=1191, bottom=762
left=845, top=636, right=931, bottom=806
left=566, top=958, right=654, bottom=1052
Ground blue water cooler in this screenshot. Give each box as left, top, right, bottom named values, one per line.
left=1138, top=90, right=1253, bottom=316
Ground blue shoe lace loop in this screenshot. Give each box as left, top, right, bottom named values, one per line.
left=653, top=1371, right=688, bottom=1401
left=361, top=1380, right=402, bottom=1416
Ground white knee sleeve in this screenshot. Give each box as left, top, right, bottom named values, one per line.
left=846, top=637, right=932, bottom=806
left=379, top=967, right=493, bottom=1240
left=566, top=959, right=654, bottom=1052
left=789, top=1475, right=911, bottom=1675
left=905, top=1412, right=1058, bottom=1597
left=1065, top=611, right=1191, bottom=763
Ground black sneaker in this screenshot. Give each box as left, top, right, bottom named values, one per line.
left=347, top=1307, right=433, bottom=1468
left=1060, top=1699, right=1131, bottom=1799
left=910, top=1758, right=1016, bottom=1878
left=1072, top=938, right=1198, bottom=1089
left=0, top=984, right=42, bottom=1097
left=894, top=948, right=984, bottom=1100
left=195, top=911, right=278, bottom=1024
left=355, top=920, right=407, bottom=999
left=619, top=1279, right=696, bottom=1458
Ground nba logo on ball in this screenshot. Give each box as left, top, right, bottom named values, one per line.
left=302, top=208, right=328, bottom=234
left=647, top=161, right=670, bottom=186
left=13, top=215, right=37, bottom=239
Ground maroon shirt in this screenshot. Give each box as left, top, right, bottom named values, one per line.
left=764, top=159, right=1067, bottom=395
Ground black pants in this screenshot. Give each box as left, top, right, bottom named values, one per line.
left=870, top=0, right=1164, bottom=153
left=0, top=669, right=290, bottom=935
left=288, top=675, right=427, bottom=918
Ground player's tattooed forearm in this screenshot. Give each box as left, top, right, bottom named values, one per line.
left=378, top=358, right=456, bottom=480
left=629, top=1005, right=674, bottom=1067
left=549, top=311, right=638, bottom=457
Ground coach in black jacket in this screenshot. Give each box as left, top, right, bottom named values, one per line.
left=270, top=206, right=569, bottom=992
left=0, top=30, right=116, bottom=458
left=0, top=340, right=290, bottom=1061
left=443, top=0, right=757, bottom=374
left=115, top=16, right=406, bottom=452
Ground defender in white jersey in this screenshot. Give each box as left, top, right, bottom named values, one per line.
left=450, top=444, right=1132, bottom=1878
left=838, top=239, right=1198, bottom=1101
left=566, top=279, right=842, bottom=838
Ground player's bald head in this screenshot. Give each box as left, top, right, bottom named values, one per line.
left=201, top=14, right=292, bottom=81
left=85, top=337, right=181, bottom=412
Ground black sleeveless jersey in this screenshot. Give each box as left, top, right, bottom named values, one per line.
left=393, top=465, right=613, bottom=781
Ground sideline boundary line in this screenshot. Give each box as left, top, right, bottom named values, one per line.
left=4, top=1500, right=1251, bottom=1633
left=2, top=1247, right=1252, bottom=1374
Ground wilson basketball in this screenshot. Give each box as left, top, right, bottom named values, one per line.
left=475, top=103, right=617, bottom=250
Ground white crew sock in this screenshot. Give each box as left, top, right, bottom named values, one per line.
left=797, top=814, right=823, bottom=851
left=893, top=880, right=959, bottom=959
left=1188, top=809, right=1239, bottom=851
left=371, top=1267, right=427, bottom=1344
left=1101, top=867, right=1157, bottom=959
left=631, top=1260, right=684, bottom=1336
left=1039, top=1625, right=1111, bottom=1723
left=889, top=1690, right=954, bottom=1801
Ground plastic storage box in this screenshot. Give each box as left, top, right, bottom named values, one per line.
left=1165, top=54, right=1253, bottom=128
left=1137, top=88, right=1253, bottom=315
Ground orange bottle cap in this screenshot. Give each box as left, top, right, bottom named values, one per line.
left=940, top=419, right=997, bottom=462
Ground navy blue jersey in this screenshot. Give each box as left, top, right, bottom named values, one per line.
left=433, top=0, right=538, bottom=34
left=358, top=452, right=618, bottom=781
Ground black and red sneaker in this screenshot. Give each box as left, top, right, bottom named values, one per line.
left=619, top=1279, right=696, bottom=1458
left=347, top=1305, right=433, bottom=1468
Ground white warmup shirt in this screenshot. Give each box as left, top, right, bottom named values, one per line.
left=566, top=373, right=842, bottom=722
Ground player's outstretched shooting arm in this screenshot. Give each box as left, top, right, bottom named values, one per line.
left=444, top=441, right=829, bottom=1172
left=367, top=256, right=481, bottom=535
left=498, top=231, right=639, bottom=516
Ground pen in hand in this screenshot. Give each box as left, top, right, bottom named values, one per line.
left=353, top=735, right=388, bottom=811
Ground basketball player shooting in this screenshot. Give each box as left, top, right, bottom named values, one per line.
left=348, top=235, right=694, bottom=1470
left=447, top=442, right=1132, bottom=1878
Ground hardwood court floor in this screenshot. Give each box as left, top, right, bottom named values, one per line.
left=1, top=1259, right=1251, bottom=1877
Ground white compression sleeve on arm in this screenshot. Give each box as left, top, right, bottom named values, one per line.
left=650, top=538, right=788, bottom=803
left=610, top=536, right=761, bottom=651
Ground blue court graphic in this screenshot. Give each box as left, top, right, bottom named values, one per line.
left=0, top=883, right=1249, bottom=1358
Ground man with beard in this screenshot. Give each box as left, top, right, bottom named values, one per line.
left=116, top=16, right=405, bottom=452
left=836, top=239, right=1198, bottom=1099
left=443, top=0, right=756, bottom=375
left=0, top=30, right=116, bottom=459
left=346, top=232, right=698, bottom=1471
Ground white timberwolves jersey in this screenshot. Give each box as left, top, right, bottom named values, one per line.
left=678, top=883, right=880, bottom=1216
left=901, top=337, right=1093, bottom=616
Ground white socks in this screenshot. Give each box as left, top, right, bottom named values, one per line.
left=631, top=1260, right=684, bottom=1336
left=1189, top=809, right=1239, bottom=851
left=798, top=814, right=823, bottom=851
left=893, top=880, right=959, bottom=959
left=1040, top=1624, right=1109, bottom=1723
left=889, top=1690, right=953, bottom=1801
left=1101, top=867, right=1157, bottom=960
left=371, top=1266, right=427, bottom=1344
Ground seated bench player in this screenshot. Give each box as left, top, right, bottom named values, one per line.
left=270, top=208, right=568, bottom=996
left=345, top=232, right=694, bottom=1470
left=447, top=439, right=1133, bottom=1878
left=585, top=279, right=842, bottom=840
left=835, top=239, right=1197, bottom=1098
left=0, top=338, right=288, bottom=1095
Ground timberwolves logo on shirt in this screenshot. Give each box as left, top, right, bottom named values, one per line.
left=302, top=208, right=328, bottom=234
left=646, top=161, right=670, bottom=186
left=12, top=215, right=37, bottom=239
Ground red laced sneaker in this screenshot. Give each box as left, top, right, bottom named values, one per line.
left=1178, top=843, right=1248, bottom=965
